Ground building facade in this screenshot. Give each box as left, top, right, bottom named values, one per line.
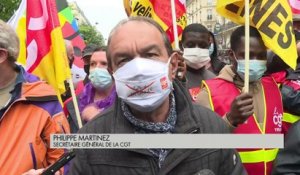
left=69, top=1, right=91, bottom=26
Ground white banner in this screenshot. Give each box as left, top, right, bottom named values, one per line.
left=51, top=134, right=283, bottom=149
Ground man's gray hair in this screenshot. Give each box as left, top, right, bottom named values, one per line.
left=0, top=20, right=19, bottom=62
left=106, top=16, right=173, bottom=69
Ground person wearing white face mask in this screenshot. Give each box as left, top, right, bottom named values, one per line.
left=179, top=23, right=218, bottom=101
left=197, top=26, right=286, bottom=175
left=69, top=17, right=245, bottom=175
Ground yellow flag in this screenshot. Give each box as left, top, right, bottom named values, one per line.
left=217, top=0, right=298, bottom=69
left=7, top=0, right=27, bottom=66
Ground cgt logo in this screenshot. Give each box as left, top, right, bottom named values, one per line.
left=126, top=81, right=155, bottom=97
left=160, top=77, right=168, bottom=90
left=273, top=107, right=283, bottom=130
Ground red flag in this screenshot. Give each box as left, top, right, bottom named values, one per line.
left=26, top=0, right=71, bottom=100
left=124, top=0, right=187, bottom=45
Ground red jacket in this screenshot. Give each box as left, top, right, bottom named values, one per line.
left=203, top=76, right=284, bottom=175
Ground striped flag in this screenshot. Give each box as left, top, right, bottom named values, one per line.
left=56, top=0, right=86, bottom=86
left=56, top=0, right=85, bottom=63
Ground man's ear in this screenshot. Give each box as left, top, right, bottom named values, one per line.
left=227, top=49, right=235, bottom=63
left=0, top=49, right=8, bottom=64
left=179, top=41, right=183, bottom=51
left=170, top=52, right=179, bottom=80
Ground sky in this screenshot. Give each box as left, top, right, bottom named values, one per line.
left=70, top=0, right=127, bottom=42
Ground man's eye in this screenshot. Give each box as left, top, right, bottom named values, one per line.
left=258, top=54, right=267, bottom=60
left=144, top=53, right=158, bottom=58
left=117, top=58, right=131, bottom=66
left=186, top=43, right=195, bottom=48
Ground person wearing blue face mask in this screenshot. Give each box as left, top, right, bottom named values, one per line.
left=197, top=26, right=286, bottom=175
left=79, top=48, right=116, bottom=122
left=64, top=47, right=117, bottom=133
left=74, top=44, right=98, bottom=95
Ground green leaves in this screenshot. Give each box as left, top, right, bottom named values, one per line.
left=0, top=0, right=21, bottom=21
left=79, top=24, right=105, bottom=46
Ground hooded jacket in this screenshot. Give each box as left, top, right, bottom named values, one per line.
left=0, top=66, right=70, bottom=175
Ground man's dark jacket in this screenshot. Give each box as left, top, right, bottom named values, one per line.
left=68, top=79, right=246, bottom=175
left=272, top=120, right=300, bottom=175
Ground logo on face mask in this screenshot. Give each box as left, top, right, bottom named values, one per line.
left=160, top=76, right=168, bottom=90
left=126, top=81, right=155, bottom=97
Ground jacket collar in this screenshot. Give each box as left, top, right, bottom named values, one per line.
left=112, top=79, right=200, bottom=134
left=110, top=79, right=201, bottom=157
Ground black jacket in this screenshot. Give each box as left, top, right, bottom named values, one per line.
left=68, top=80, right=246, bottom=175
left=281, top=68, right=300, bottom=116
left=272, top=120, right=300, bottom=175
left=186, top=67, right=216, bottom=89
left=65, top=96, right=85, bottom=133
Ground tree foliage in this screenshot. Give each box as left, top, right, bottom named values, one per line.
left=0, top=0, right=21, bottom=21
left=79, top=24, right=105, bottom=46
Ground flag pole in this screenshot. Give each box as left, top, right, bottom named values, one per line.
left=244, top=0, right=250, bottom=93
left=171, top=0, right=179, bottom=49
left=68, top=78, right=83, bottom=128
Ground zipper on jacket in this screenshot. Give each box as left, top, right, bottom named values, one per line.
left=187, top=128, right=200, bottom=134
left=58, top=121, right=66, bottom=134
left=0, top=98, right=24, bottom=123
left=150, top=157, right=159, bottom=174
left=29, top=143, right=37, bottom=170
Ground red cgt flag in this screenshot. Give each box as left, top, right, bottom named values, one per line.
left=26, top=0, right=71, bottom=100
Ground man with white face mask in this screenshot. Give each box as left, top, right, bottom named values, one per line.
left=69, top=17, right=245, bottom=175
left=197, top=26, right=286, bottom=175
left=179, top=23, right=217, bottom=101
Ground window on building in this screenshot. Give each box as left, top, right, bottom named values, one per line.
left=207, top=25, right=212, bottom=31
left=207, top=0, right=213, bottom=6
left=207, top=9, right=212, bottom=20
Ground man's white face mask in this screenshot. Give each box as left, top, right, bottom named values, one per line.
left=183, top=48, right=211, bottom=69
left=113, top=57, right=173, bottom=112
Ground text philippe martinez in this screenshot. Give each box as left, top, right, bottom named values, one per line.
left=51, top=134, right=131, bottom=148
